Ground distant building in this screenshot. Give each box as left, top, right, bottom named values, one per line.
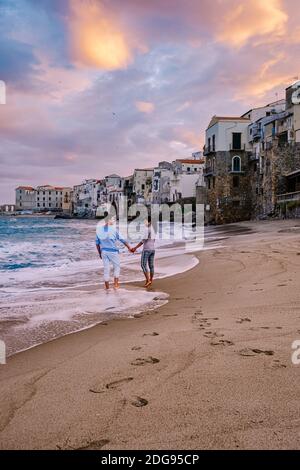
left=0, top=204, right=15, bottom=213
left=123, top=175, right=134, bottom=207
left=152, top=162, right=174, bottom=204
left=133, top=168, right=153, bottom=204
left=15, top=186, right=35, bottom=211
left=72, top=179, right=105, bottom=217
left=15, top=185, right=72, bottom=213
left=36, top=185, right=72, bottom=212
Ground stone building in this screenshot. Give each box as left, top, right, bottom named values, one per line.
left=247, top=81, right=300, bottom=218
left=132, top=168, right=153, bottom=204
left=15, top=186, right=35, bottom=211
left=72, top=179, right=106, bottom=217
left=203, top=116, right=252, bottom=224
left=36, top=185, right=72, bottom=212
left=151, top=162, right=173, bottom=204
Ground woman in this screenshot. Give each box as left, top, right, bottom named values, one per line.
left=132, top=218, right=156, bottom=287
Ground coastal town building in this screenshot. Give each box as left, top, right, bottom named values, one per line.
left=35, top=185, right=72, bottom=212
left=152, top=157, right=204, bottom=204
left=203, top=116, right=252, bottom=224
left=72, top=179, right=106, bottom=217
left=0, top=204, right=16, bottom=214
left=132, top=168, right=153, bottom=204
left=15, top=185, right=72, bottom=213
left=15, top=186, right=36, bottom=211
left=123, top=175, right=134, bottom=207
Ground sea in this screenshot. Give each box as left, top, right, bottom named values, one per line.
left=0, top=216, right=233, bottom=356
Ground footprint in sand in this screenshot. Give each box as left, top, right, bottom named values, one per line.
left=143, top=332, right=159, bottom=337
left=272, top=360, right=287, bottom=369
left=236, top=318, right=251, bottom=324
left=76, top=439, right=110, bottom=450
left=211, top=339, right=234, bottom=346
left=239, top=348, right=274, bottom=357
left=131, top=357, right=160, bottom=366
left=89, top=377, right=134, bottom=394
left=131, top=396, right=148, bottom=407
left=131, top=346, right=142, bottom=351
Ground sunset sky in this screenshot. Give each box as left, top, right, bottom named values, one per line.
left=0, top=0, right=299, bottom=203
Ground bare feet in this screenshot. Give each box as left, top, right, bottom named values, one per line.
left=145, top=281, right=152, bottom=288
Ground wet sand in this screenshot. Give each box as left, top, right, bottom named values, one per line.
left=1, top=219, right=300, bottom=449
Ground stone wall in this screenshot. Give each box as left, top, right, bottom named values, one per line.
left=206, top=150, right=252, bottom=224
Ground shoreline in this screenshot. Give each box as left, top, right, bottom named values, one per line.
left=1, top=219, right=300, bottom=449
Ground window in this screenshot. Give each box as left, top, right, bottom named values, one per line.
left=43, top=197, right=45, bottom=201
left=194, top=168, right=197, bottom=172
left=232, top=156, right=241, bottom=172
left=43, top=191, right=45, bottom=195
left=208, top=178, right=211, bottom=190
left=43, top=203, right=45, bottom=207
left=212, top=157, right=216, bottom=171
left=232, top=200, right=240, bottom=207
left=49, top=203, right=51, bottom=207
left=212, top=134, right=215, bottom=151
left=232, top=132, right=242, bottom=150
left=37, top=197, right=39, bottom=201
left=233, top=175, right=240, bottom=188
left=20, top=202, right=22, bottom=206
left=37, top=203, right=40, bottom=207
left=187, top=167, right=191, bottom=172
left=208, top=137, right=211, bottom=151
left=141, top=184, right=145, bottom=190
left=213, top=177, right=216, bottom=189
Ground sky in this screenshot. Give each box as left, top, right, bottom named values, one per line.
left=0, top=0, right=299, bottom=203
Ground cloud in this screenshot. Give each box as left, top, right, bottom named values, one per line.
left=215, top=0, right=288, bottom=47
left=68, top=0, right=136, bottom=70
left=135, top=101, right=155, bottom=113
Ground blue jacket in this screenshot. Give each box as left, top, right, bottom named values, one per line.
left=95, top=225, right=126, bottom=252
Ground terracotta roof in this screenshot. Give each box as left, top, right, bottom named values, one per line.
left=207, top=115, right=250, bottom=129
left=16, top=186, right=35, bottom=190
left=176, top=159, right=204, bottom=164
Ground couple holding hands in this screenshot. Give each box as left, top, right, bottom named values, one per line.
left=96, top=217, right=156, bottom=290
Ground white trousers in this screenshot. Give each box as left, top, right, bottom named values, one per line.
left=102, top=251, right=120, bottom=282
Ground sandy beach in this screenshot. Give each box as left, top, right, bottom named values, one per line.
left=1, top=219, right=300, bottom=450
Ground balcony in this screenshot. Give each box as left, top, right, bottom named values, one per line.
left=277, top=191, right=300, bottom=203
left=203, top=146, right=215, bottom=156
left=229, top=143, right=246, bottom=151
left=249, top=152, right=259, bottom=162
left=204, top=166, right=215, bottom=177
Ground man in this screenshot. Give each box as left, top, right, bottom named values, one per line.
left=132, top=218, right=156, bottom=288
left=96, top=218, right=132, bottom=290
